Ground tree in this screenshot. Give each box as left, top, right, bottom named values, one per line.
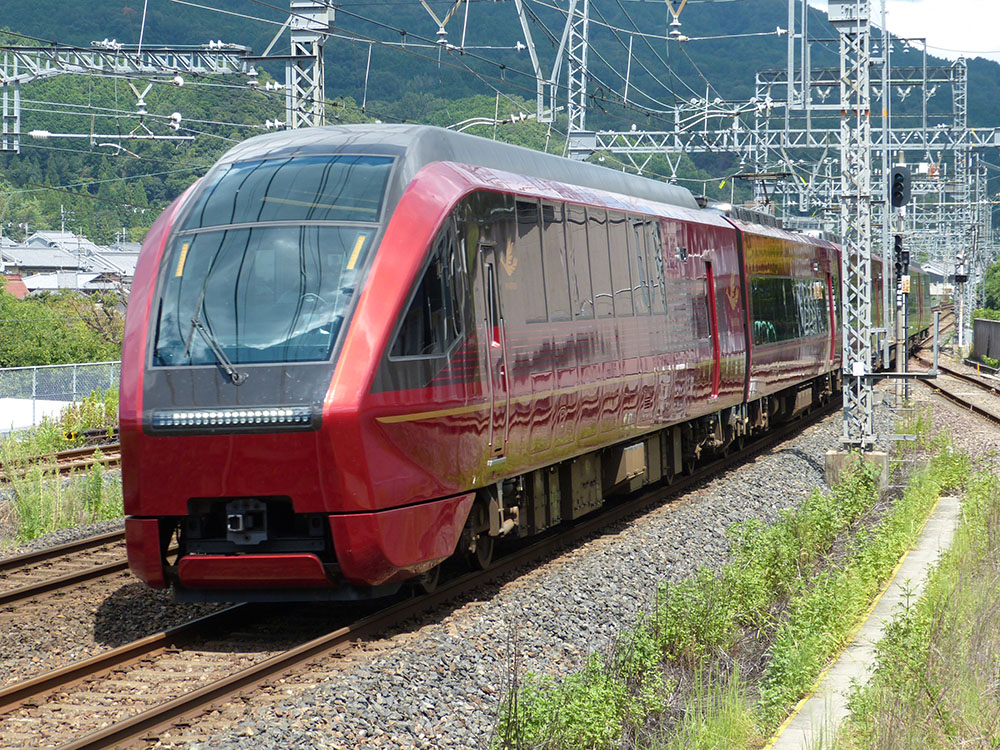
left=981, top=257, right=1000, bottom=310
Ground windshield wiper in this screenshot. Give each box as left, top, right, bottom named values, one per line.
left=183, top=288, right=248, bottom=385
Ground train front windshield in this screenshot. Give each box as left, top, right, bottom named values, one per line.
left=152, top=155, right=392, bottom=366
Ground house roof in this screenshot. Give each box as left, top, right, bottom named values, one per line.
left=26, top=231, right=104, bottom=256
left=21, top=271, right=110, bottom=292
left=2, top=245, right=86, bottom=270
left=2, top=273, right=29, bottom=299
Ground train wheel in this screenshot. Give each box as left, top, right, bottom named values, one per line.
left=414, top=564, right=441, bottom=594
left=469, top=532, right=494, bottom=570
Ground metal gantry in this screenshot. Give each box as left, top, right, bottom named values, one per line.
left=829, top=0, right=875, bottom=450
left=286, top=0, right=329, bottom=129
left=1, top=42, right=255, bottom=152
left=566, top=0, right=590, bottom=140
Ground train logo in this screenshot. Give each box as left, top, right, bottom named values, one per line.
left=501, top=237, right=519, bottom=276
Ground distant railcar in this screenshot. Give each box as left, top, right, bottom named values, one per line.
left=122, top=125, right=844, bottom=601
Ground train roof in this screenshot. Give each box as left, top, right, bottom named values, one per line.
left=214, top=123, right=700, bottom=213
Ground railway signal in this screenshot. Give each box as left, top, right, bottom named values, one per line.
left=889, top=166, right=911, bottom=208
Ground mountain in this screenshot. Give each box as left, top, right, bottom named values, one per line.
left=1, top=0, right=998, bottom=241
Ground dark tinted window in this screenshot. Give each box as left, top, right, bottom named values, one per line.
left=154, top=225, right=373, bottom=365
left=629, top=219, right=650, bottom=315
left=795, top=278, right=829, bottom=337
left=608, top=212, right=633, bottom=317
left=647, top=221, right=667, bottom=315
left=515, top=200, right=548, bottom=323
left=181, top=155, right=393, bottom=229
left=751, top=276, right=831, bottom=345
left=693, top=279, right=712, bottom=340
left=587, top=209, right=613, bottom=318
left=541, top=203, right=571, bottom=322
left=391, top=225, right=464, bottom=357
left=565, top=206, right=593, bottom=319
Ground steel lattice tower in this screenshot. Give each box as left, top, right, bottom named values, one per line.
left=831, top=0, right=874, bottom=450
left=286, top=1, right=329, bottom=129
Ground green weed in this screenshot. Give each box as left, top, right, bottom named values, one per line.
left=494, top=437, right=969, bottom=750
left=836, top=471, right=1000, bottom=749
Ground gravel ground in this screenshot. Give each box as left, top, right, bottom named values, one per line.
left=8, top=374, right=994, bottom=750
left=0, top=517, right=125, bottom=559
left=154, top=400, right=905, bottom=750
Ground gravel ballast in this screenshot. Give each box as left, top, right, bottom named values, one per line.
left=159, top=402, right=906, bottom=750
left=9, top=372, right=995, bottom=750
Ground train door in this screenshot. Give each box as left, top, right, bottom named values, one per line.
left=827, top=271, right=836, bottom=362
left=705, top=259, right=721, bottom=398
left=480, top=244, right=510, bottom=463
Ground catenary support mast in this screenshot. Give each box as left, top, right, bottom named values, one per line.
left=830, top=0, right=874, bottom=450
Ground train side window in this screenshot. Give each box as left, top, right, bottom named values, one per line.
left=566, top=205, right=594, bottom=319
left=629, top=218, right=651, bottom=315
left=608, top=211, right=633, bottom=317
left=587, top=208, right=614, bottom=318
left=541, top=202, right=572, bottom=322
left=515, top=199, right=548, bottom=324
left=647, top=221, right=667, bottom=315
left=693, top=278, right=712, bottom=340
left=750, top=276, right=801, bottom=345
left=794, top=278, right=828, bottom=337
left=390, top=224, right=463, bottom=358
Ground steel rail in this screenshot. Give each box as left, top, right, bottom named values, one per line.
left=0, top=442, right=121, bottom=481
left=912, top=357, right=1000, bottom=428
left=0, top=606, right=246, bottom=714
left=43, top=400, right=840, bottom=750
left=913, top=355, right=1000, bottom=395
left=0, top=558, right=130, bottom=607
left=0, top=529, right=125, bottom=573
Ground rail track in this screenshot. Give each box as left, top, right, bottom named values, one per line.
left=0, top=530, right=128, bottom=606
left=0, top=399, right=840, bottom=750
left=912, top=353, right=1000, bottom=427
left=0, top=442, right=122, bottom=483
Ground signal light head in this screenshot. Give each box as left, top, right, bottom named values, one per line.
left=889, top=166, right=911, bottom=207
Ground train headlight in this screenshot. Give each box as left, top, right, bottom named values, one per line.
left=150, top=405, right=314, bottom=432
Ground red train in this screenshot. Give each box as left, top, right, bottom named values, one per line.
left=122, top=125, right=847, bottom=601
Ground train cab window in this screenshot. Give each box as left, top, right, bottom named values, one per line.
left=565, top=205, right=594, bottom=319
left=515, top=200, right=548, bottom=324
left=647, top=221, right=667, bottom=315
left=608, top=212, right=633, bottom=317
left=541, top=202, right=572, bottom=322
left=629, top=219, right=651, bottom=315
left=154, top=225, right=376, bottom=365
left=587, top=209, right=614, bottom=318
left=390, top=225, right=463, bottom=358
left=181, top=155, right=393, bottom=230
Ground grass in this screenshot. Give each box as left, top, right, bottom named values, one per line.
left=0, top=389, right=122, bottom=547
left=493, top=416, right=972, bottom=750
left=4, top=458, right=124, bottom=545
left=0, top=388, right=118, bottom=461
left=834, top=468, right=1000, bottom=749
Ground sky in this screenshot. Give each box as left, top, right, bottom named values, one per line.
left=808, top=0, right=1000, bottom=64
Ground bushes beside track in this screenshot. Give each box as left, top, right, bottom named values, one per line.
left=0, top=390, right=121, bottom=547
left=835, top=469, right=1000, bottom=747
left=493, top=416, right=973, bottom=749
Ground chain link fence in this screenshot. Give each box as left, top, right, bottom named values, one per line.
left=0, top=361, right=120, bottom=434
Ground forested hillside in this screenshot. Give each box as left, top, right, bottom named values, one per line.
left=1, top=0, right=998, bottom=241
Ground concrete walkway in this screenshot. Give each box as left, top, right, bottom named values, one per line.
left=766, top=494, right=962, bottom=750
